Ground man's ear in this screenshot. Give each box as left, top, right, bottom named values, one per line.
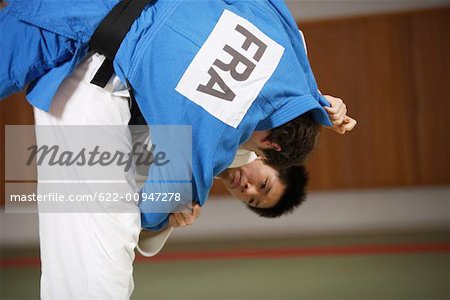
left=261, top=137, right=281, bottom=152
left=270, top=142, right=281, bottom=152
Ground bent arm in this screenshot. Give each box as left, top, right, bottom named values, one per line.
left=0, top=6, right=76, bottom=100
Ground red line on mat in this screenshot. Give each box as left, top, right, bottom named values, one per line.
left=136, top=243, right=450, bottom=263
left=1, top=257, right=41, bottom=267
left=2, top=243, right=450, bottom=267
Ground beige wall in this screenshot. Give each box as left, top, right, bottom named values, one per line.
left=302, top=7, right=449, bottom=190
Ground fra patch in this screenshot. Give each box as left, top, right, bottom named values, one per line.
left=175, top=9, right=285, bottom=128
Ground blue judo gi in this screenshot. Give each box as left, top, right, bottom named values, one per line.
left=0, top=0, right=332, bottom=230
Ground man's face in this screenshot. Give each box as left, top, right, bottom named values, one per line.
left=218, top=159, right=286, bottom=208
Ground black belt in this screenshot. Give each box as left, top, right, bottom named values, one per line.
left=89, top=0, right=153, bottom=125
left=89, top=0, right=154, bottom=88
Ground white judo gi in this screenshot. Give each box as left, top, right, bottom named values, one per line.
left=34, top=53, right=141, bottom=299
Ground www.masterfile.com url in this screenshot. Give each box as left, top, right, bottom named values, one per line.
left=9, top=192, right=182, bottom=202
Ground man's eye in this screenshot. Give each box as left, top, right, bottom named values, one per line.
left=260, top=178, right=268, bottom=189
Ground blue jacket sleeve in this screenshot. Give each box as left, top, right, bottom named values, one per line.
left=0, top=6, right=77, bottom=100
left=138, top=125, right=194, bottom=231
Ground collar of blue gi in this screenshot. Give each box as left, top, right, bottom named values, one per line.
left=255, top=94, right=333, bottom=131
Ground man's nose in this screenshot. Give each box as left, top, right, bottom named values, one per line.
left=242, top=183, right=257, bottom=195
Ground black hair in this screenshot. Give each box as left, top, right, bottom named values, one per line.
left=247, top=165, right=308, bottom=218
left=263, top=112, right=320, bottom=168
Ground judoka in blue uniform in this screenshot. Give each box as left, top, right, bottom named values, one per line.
left=0, top=0, right=332, bottom=228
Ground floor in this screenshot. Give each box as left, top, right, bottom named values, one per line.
left=1, top=231, right=449, bottom=300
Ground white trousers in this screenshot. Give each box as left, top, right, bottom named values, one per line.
left=33, top=53, right=141, bottom=299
